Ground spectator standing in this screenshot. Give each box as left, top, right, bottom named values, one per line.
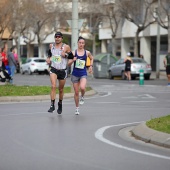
left=0, top=47, right=2, bottom=68
left=8, top=46, right=17, bottom=84
left=1, top=46, right=11, bottom=75
left=12, top=47, right=20, bottom=73
left=163, top=52, right=170, bottom=86
left=124, top=52, right=133, bottom=81
left=0, top=47, right=12, bottom=82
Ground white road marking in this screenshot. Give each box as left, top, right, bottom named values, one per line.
left=95, top=122, right=170, bottom=160
left=141, top=94, right=155, bottom=98
left=122, top=94, right=155, bottom=99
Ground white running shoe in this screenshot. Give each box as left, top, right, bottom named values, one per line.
left=75, top=108, right=79, bottom=115
left=79, top=96, right=84, bottom=105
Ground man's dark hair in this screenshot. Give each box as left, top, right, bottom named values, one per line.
left=10, top=46, right=16, bottom=52
left=54, top=32, right=63, bottom=38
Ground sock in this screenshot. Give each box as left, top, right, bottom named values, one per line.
left=59, top=99, right=62, bottom=104
left=51, top=99, right=55, bottom=106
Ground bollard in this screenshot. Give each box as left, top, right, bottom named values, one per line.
left=139, top=69, right=144, bottom=85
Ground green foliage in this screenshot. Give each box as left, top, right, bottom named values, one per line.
left=0, top=84, right=92, bottom=97
left=0, top=84, right=70, bottom=96
left=146, top=115, right=170, bottom=134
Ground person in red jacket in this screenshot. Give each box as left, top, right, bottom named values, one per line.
left=1, top=47, right=11, bottom=75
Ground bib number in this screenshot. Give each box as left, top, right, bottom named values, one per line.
left=75, top=59, right=85, bottom=69
left=51, top=55, right=61, bottom=63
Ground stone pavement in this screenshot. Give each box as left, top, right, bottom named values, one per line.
left=150, top=71, right=167, bottom=80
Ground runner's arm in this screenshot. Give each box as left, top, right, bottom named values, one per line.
left=163, top=57, right=167, bottom=67
left=67, top=51, right=76, bottom=67
left=46, top=44, right=52, bottom=64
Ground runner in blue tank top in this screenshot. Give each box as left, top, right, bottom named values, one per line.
left=68, top=36, right=93, bottom=115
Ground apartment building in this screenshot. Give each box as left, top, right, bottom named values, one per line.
left=99, top=0, right=168, bottom=71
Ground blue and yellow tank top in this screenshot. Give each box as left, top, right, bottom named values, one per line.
left=72, top=50, right=87, bottom=77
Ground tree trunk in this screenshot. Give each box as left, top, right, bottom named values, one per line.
left=112, top=37, right=116, bottom=56
left=134, top=29, right=140, bottom=57
left=92, top=33, right=96, bottom=56
left=168, top=24, right=170, bottom=52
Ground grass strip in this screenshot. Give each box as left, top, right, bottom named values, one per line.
left=0, top=84, right=91, bottom=96
left=146, top=115, right=170, bottom=134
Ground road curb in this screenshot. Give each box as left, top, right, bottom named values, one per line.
left=0, top=90, right=97, bottom=102
left=131, top=122, right=170, bottom=148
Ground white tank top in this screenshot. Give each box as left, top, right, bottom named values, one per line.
left=50, top=43, right=68, bottom=69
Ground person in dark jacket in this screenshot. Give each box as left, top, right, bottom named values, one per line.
left=8, top=46, right=17, bottom=84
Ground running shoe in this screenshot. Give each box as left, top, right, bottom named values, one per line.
left=48, top=105, right=55, bottom=113
left=57, top=102, right=62, bottom=114
left=79, top=96, right=84, bottom=105
left=75, top=108, right=79, bottom=115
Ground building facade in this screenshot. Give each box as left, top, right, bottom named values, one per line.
left=98, top=0, right=168, bottom=71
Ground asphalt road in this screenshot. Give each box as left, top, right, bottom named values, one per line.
left=0, top=73, right=170, bottom=170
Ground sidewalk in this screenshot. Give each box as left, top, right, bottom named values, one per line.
left=150, top=71, right=167, bottom=80
left=131, top=122, right=170, bottom=148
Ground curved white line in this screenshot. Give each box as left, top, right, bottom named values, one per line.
left=95, top=122, right=170, bottom=160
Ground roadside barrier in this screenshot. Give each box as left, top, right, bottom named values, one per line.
left=139, top=69, right=144, bottom=85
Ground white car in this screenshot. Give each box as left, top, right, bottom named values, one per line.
left=20, top=57, right=49, bottom=75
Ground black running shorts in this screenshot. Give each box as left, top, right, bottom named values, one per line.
left=166, top=65, right=170, bottom=75
left=125, top=66, right=131, bottom=71
left=50, top=67, right=67, bottom=80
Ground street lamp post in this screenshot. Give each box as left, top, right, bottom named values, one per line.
left=71, top=0, right=78, bottom=51
left=17, top=33, right=21, bottom=65
left=156, top=0, right=160, bottom=79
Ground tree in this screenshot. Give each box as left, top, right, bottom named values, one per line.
left=152, top=0, right=170, bottom=52
left=118, top=0, right=156, bottom=56
left=79, top=0, right=105, bottom=55
left=7, top=0, right=68, bottom=58
left=103, top=1, right=122, bottom=56
left=0, top=0, right=14, bottom=45
left=20, top=0, right=63, bottom=58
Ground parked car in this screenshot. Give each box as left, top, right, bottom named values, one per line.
left=108, top=57, right=152, bottom=80
left=15, top=61, right=20, bottom=73
left=20, top=57, right=49, bottom=75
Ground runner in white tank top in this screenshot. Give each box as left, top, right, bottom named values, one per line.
left=46, top=32, right=72, bottom=114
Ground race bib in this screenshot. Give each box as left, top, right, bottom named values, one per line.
left=51, top=55, right=61, bottom=63
left=75, top=59, right=85, bottom=69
